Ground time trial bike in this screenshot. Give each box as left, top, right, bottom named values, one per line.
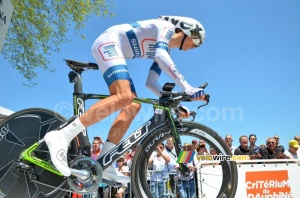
left=0, top=59, right=238, bottom=198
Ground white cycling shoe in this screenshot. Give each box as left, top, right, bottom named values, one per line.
left=44, top=130, right=71, bottom=176
left=44, top=117, right=86, bottom=177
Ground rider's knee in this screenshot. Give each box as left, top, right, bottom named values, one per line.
left=117, top=92, right=134, bottom=106
left=131, top=102, right=141, bottom=113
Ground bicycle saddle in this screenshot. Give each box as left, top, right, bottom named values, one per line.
left=64, top=59, right=99, bottom=71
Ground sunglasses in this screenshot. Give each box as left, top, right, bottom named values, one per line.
left=267, top=142, right=275, bottom=144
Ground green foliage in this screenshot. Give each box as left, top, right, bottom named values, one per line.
left=2, top=0, right=115, bottom=86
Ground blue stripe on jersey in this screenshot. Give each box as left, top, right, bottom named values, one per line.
left=128, top=22, right=141, bottom=28
left=150, top=62, right=161, bottom=75
left=156, top=41, right=169, bottom=52
left=103, top=65, right=130, bottom=87
left=126, top=30, right=141, bottom=58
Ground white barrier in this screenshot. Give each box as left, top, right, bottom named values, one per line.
left=197, top=159, right=300, bottom=198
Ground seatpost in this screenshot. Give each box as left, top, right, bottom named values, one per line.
left=68, top=70, right=83, bottom=93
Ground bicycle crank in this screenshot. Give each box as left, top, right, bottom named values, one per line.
left=67, top=157, right=102, bottom=194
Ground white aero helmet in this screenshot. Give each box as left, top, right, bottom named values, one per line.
left=158, top=15, right=205, bottom=47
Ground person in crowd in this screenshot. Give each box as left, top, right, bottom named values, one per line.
left=175, top=142, right=196, bottom=198
left=164, top=137, right=177, bottom=196
left=196, top=140, right=209, bottom=155
left=234, top=135, right=252, bottom=156
left=91, top=136, right=104, bottom=159
left=249, top=134, right=260, bottom=154
left=191, top=139, right=198, bottom=151
left=114, top=156, right=130, bottom=198
left=260, top=137, right=286, bottom=159
left=193, top=140, right=209, bottom=167
left=274, top=135, right=285, bottom=152
left=148, top=143, right=170, bottom=198
left=125, top=145, right=138, bottom=170
left=260, top=144, right=266, bottom=149
left=224, top=134, right=237, bottom=155
left=294, top=136, right=300, bottom=145
left=165, top=137, right=177, bottom=165
left=209, top=147, right=217, bottom=155
left=284, top=140, right=299, bottom=160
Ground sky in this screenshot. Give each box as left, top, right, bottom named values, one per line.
left=1, top=0, right=300, bottom=150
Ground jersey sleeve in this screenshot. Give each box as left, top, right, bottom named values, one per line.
left=146, top=61, right=162, bottom=97
left=154, top=22, right=193, bottom=91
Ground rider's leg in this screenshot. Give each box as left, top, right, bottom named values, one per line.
left=44, top=80, right=134, bottom=176
left=99, top=93, right=141, bottom=157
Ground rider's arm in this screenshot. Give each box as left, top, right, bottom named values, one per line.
left=154, top=47, right=193, bottom=91
left=153, top=23, right=204, bottom=99
left=145, top=61, right=162, bottom=97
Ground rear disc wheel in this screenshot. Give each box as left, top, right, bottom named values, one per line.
left=0, top=108, right=78, bottom=198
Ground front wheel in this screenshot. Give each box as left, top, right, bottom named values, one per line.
left=131, top=121, right=238, bottom=198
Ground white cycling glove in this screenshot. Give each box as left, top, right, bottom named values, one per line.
left=184, top=87, right=205, bottom=99
left=179, top=105, right=190, bottom=114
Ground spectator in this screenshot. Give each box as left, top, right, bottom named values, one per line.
left=126, top=145, right=138, bottom=170
left=284, top=140, right=299, bottom=160
left=191, top=139, right=198, bottom=151
left=294, top=136, right=300, bottom=145
left=148, top=143, right=170, bottom=198
left=224, top=134, right=237, bottom=155
left=165, top=137, right=177, bottom=196
left=209, top=147, right=217, bottom=155
left=175, top=143, right=196, bottom=198
left=249, top=134, right=260, bottom=153
left=91, top=136, right=104, bottom=159
left=114, top=156, right=130, bottom=198
left=234, top=135, right=253, bottom=156
left=260, top=137, right=286, bottom=159
left=165, top=137, right=177, bottom=165
left=274, top=135, right=285, bottom=152
left=196, top=140, right=209, bottom=155
left=260, top=144, right=266, bottom=149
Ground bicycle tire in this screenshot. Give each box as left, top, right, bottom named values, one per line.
left=0, top=108, right=78, bottom=198
left=131, top=121, right=238, bottom=198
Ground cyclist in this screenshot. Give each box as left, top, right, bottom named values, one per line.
left=44, top=15, right=206, bottom=182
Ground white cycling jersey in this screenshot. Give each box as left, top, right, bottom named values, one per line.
left=92, top=18, right=194, bottom=95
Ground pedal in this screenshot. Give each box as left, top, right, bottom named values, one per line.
left=67, top=157, right=102, bottom=195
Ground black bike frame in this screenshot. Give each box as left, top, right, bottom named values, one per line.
left=68, top=70, right=183, bottom=171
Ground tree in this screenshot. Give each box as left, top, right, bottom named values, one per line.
left=2, top=0, right=114, bottom=86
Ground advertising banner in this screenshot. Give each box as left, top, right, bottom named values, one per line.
left=0, top=0, right=14, bottom=52
left=237, top=162, right=299, bottom=198
left=197, top=161, right=300, bottom=198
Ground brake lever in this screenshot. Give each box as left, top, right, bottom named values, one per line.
left=197, top=94, right=210, bottom=109
left=190, top=111, right=196, bottom=121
